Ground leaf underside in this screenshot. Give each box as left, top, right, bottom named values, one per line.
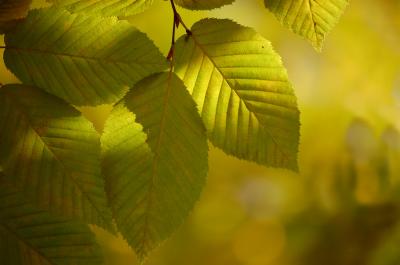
left=174, top=0, right=235, bottom=10
left=174, top=18, right=300, bottom=170
left=0, top=176, right=103, bottom=265
left=264, top=0, right=349, bottom=50
left=4, top=7, right=167, bottom=106
left=47, top=0, right=154, bottom=17
left=0, top=0, right=32, bottom=33
left=0, top=84, right=113, bottom=231
left=102, top=73, right=208, bottom=260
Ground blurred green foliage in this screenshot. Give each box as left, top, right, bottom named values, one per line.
left=1, top=0, right=400, bottom=264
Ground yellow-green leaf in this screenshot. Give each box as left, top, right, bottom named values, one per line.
left=264, top=0, right=349, bottom=50
left=0, top=0, right=31, bottom=33
left=4, top=7, right=167, bottom=106
left=174, top=0, right=235, bottom=10
left=0, top=176, right=103, bottom=265
left=48, top=0, right=154, bottom=17
left=0, top=84, right=113, bottom=231
left=174, top=18, right=300, bottom=170
left=102, top=73, right=208, bottom=260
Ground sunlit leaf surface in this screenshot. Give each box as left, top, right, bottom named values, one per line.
left=174, top=18, right=300, bottom=170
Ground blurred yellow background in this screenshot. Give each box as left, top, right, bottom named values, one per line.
left=2, top=0, right=400, bottom=264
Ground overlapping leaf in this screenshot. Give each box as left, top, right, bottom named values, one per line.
left=0, top=84, right=113, bottom=231
left=264, top=0, right=349, bottom=50
left=0, top=176, right=103, bottom=265
left=102, top=73, right=208, bottom=260
left=47, top=0, right=154, bottom=17
left=0, top=0, right=31, bottom=33
left=174, top=0, right=235, bottom=10
left=4, top=7, right=167, bottom=106
left=174, top=18, right=300, bottom=170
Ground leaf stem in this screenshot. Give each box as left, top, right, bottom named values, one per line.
left=167, top=11, right=176, bottom=62
left=0, top=46, right=6, bottom=49
left=167, top=0, right=191, bottom=63
left=169, top=0, right=192, bottom=34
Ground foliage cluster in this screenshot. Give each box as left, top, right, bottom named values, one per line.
left=0, top=0, right=349, bottom=263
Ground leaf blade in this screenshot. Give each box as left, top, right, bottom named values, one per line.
left=0, top=0, right=32, bottom=33
left=0, top=176, right=103, bottom=265
left=174, top=0, right=235, bottom=10
left=264, top=0, right=349, bottom=50
left=174, top=18, right=300, bottom=170
left=47, top=0, right=154, bottom=17
left=102, top=73, right=208, bottom=260
left=4, top=7, right=167, bottom=106
left=0, top=84, right=113, bottom=231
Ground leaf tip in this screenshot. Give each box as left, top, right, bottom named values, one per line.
left=312, top=39, right=324, bottom=53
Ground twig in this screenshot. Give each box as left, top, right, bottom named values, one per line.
left=167, top=0, right=192, bottom=64
left=166, top=10, right=177, bottom=62
left=169, top=0, right=192, bottom=35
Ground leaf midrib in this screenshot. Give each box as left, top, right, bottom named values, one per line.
left=137, top=73, right=174, bottom=254
left=56, top=0, right=150, bottom=16
left=5, top=46, right=162, bottom=65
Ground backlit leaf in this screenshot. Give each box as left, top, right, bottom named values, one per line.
left=0, top=175, right=103, bottom=265
left=174, top=18, right=300, bottom=170
left=102, top=72, right=208, bottom=260
left=4, top=7, right=167, bottom=106
left=0, top=84, right=113, bottom=231
left=264, top=0, right=349, bottom=50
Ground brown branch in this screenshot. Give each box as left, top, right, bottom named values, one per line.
left=167, top=0, right=192, bottom=64
left=169, top=0, right=191, bottom=35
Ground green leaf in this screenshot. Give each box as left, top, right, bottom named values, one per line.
left=0, top=176, right=103, bottom=265
left=102, top=72, right=208, bottom=260
left=264, top=0, right=349, bottom=50
left=174, top=0, right=235, bottom=10
left=4, top=7, right=167, bottom=106
left=174, top=18, right=300, bottom=170
left=0, top=84, right=113, bottom=231
left=0, top=0, right=32, bottom=33
left=47, top=0, right=154, bottom=18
